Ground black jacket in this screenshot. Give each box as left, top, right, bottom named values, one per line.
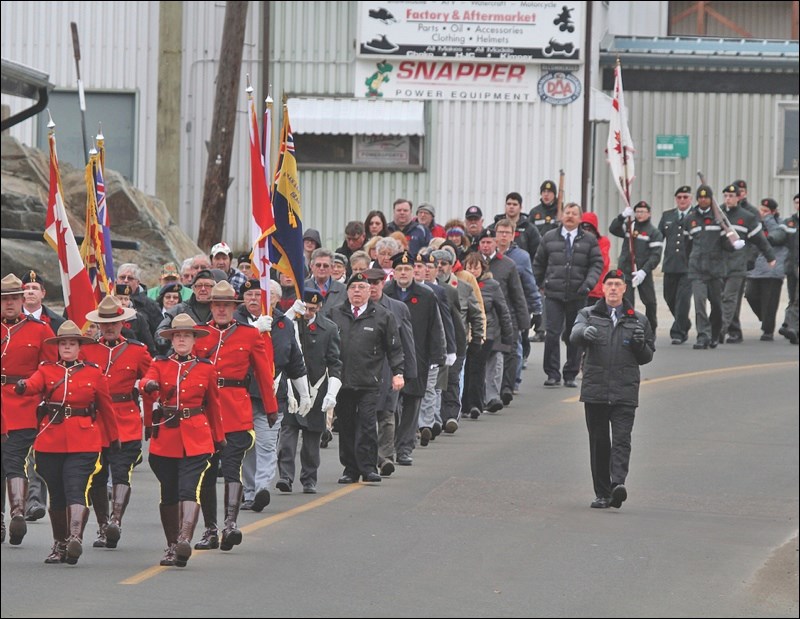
left=570, top=298, right=654, bottom=407
left=533, top=226, right=604, bottom=302
left=329, top=300, right=403, bottom=391
left=609, top=216, right=664, bottom=274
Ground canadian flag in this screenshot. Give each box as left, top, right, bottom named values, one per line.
left=43, top=131, right=97, bottom=330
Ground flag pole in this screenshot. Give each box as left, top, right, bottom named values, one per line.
left=70, top=22, right=89, bottom=165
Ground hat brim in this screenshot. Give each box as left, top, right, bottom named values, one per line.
left=85, top=306, right=138, bottom=323
left=208, top=297, right=240, bottom=304
left=44, top=334, right=97, bottom=346
left=159, top=326, right=210, bottom=339
left=1, top=289, right=24, bottom=296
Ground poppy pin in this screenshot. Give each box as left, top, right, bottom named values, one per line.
left=277, top=322, right=285, bottom=329
left=627, top=309, right=634, bottom=316
left=309, top=323, right=317, bottom=332
left=123, top=322, right=131, bottom=329
left=478, top=282, right=485, bottom=289
left=737, top=219, right=744, bottom=225
left=411, top=297, right=418, bottom=304
left=704, top=219, right=712, bottom=225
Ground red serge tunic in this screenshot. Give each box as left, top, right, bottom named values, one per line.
left=142, top=355, right=224, bottom=458
left=81, top=337, right=153, bottom=443
left=27, top=361, right=119, bottom=453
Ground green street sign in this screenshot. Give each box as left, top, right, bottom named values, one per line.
left=655, top=134, right=689, bottom=159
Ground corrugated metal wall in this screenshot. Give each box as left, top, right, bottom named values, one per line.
left=269, top=1, right=586, bottom=249
left=0, top=1, right=160, bottom=192
left=179, top=0, right=263, bottom=252
left=593, top=89, right=800, bottom=261
left=670, top=1, right=795, bottom=39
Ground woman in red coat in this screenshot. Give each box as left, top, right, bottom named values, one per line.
left=15, top=320, right=118, bottom=565
left=581, top=211, right=611, bottom=305
left=141, top=313, right=225, bottom=568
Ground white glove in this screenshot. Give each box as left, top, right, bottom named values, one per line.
left=321, top=376, right=341, bottom=412
left=445, top=353, right=457, bottom=367
left=292, top=376, right=313, bottom=417
left=622, top=206, right=634, bottom=219
left=732, top=238, right=746, bottom=250
left=254, top=314, right=272, bottom=333
left=631, top=270, right=646, bottom=288
left=285, top=299, right=306, bottom=320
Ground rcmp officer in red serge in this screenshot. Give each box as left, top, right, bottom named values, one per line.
left=82, top=295, right=153, bottom=549
left=141, top=313, right=225, bottom=568
left=192, top=280, right=277, bottom=552
left=15, top=320, right=119, bottom=565
left=570, top=269, right=655, bottom=510
left=1, top=273, right=56, bottom=546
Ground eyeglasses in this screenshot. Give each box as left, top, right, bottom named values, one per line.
left=676, top=195, right=691, bottom=200
left=193, top=283, right=214, bottom=289
left=118, top=274, right=137, bottom=281
left=315, top=263, right=332, bottom=269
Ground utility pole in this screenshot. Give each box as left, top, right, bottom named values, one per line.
left=197, top=0, right=249, bottom=250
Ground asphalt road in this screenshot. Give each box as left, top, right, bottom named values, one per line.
left=2, top=295, right=798, bottom=618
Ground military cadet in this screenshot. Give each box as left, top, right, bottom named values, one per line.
left=20, top=270, right=62, bottom=522
left=278, top=290, right=343, bottom=494
left=529, top=180, right=561, bottom=236
left=686, top=185, right=730, bottom=349
left=16, top=321, right=118, bottom=565
left=329, top=273, right=404, bottom=483
left=528, top=180, right=562, bottom=343
left=141, top=314, right=225, bottom=568
left=718, top=184, right=776, bottom=344
left=192, top=281, right=280, bottom=552
left=384, top=251, right=446, bottom=466
left=570, top=269, right=655, bottom=510
left=609, top=200, right=664, bottom=332
left=658, top=186, right=694, bottom=344
left=82, top=295, right=153, bottom=549
left=1, top=274, right=55, bottom=546
left=726, top=179, right=761, bottom=342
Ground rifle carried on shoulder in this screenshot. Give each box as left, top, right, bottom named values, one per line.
left=697, top=170, right=739, bottom=247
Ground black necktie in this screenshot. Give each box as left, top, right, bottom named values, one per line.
left=565, top=233, right=573, bottom=258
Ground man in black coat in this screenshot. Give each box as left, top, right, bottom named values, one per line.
left=570, top=269, right=655, bottom=510
left=533, top=203, right=604, bottom=388
left=383, top=251, right=446, bottom=466
left=329, top=273, right=404, bottom=483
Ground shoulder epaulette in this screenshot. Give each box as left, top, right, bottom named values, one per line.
left=25, top=315, right=47, bottom=325
left=40, top=360, right=57, bottom=366
left=127, top=339, right=146, bottom=347
left=83, top=361, right=100, bottom=369
left=197, top=357, right=213, bottom=364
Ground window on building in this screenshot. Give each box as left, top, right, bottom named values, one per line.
left=288, top=98, right=425, bottom=171
left=777, top=101, right=799, bottom=176
left=35, top=90, right=137, bottom=183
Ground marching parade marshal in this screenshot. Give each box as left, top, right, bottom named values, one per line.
left=82, top=295, right=153, bottom=550
left=141, top=313, right=224, bottom=568
left=1, top=273, right=56, bottom=546
left=570, top=269, right=655, bottom=510
left=15, top=320, right=119, bottom=565
left=192, top=281, right=278, bottom=552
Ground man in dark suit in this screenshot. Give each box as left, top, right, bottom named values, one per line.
left=657, top=186, right=694, bottom=344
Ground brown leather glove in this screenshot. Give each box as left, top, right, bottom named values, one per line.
left=266, top=412, right=279, bottom=428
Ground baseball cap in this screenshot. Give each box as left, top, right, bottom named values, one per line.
left=210, top=242, right=233, bottom=257
left=465, top=206, right=482, bottom=219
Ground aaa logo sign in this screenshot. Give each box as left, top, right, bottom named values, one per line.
left=537, top=71, right=581, bottom=105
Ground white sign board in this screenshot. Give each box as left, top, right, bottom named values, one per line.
left=357, top=1, right=582, bottom=63
left=356, top=58, right=540, bottom=100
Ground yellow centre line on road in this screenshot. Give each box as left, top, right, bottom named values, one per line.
left=120, top=483, right=362, bottom=585
left=561, top=360, right=798, bottom=404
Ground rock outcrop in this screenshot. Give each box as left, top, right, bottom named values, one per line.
left=1, top=133, right=200, bottom=302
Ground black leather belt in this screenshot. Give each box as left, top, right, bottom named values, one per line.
left=217, top=377, right=249, bottom=388
left=1, top=374, right=26, bottom=385
left=43, top=404, right=94, bottom=424
left=162, top=405, right=206, bottom=419
left=111, top=392, right=136, bottom=403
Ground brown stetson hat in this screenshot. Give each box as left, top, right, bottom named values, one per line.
left=44, top=320, right=97, bottom=346
left=1, top=274, right=24, bottom=296
left=85, top=295, right=137, bottom=323
left=208, top=280, right=240, bottom=304
left=159, top=313, right=209, bottom=339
